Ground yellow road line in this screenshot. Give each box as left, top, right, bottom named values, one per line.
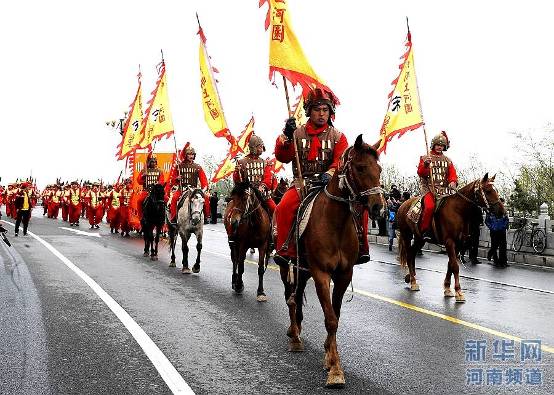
left=241, top=256, right=554, bottom=355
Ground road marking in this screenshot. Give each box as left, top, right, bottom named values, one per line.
left=2, top=220, right=194, bottom=394
left=60, top=227, right=102, bottom=238
left=205, top=249, right=554, bottom=355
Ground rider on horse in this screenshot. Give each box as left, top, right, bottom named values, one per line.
left=168, top=145, right=209, bottom=223
left=233, top=135, right=277, bottom=216
left=273, top=88, right=370, bottom=266
left=137, top=153, right=165, bottom=219
left=417, top=131, right=458, bottom=240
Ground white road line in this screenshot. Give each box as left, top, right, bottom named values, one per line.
left=59, top=226, right=102, bottom=238
left=2, top=220, right=194, bottom=395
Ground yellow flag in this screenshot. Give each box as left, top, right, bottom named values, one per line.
left=378, top=32, right=424, bottom=153
left=116, top=74, right=143, bottom=160
left=234, top=116, right=255, bottom=157
left=139, top=62, right=174, bottom=149
left=260, top=0, right=335, bottom=97
left=292, top=94, right=307, bottom=125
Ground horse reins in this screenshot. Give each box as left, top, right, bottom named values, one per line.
left=454, top=180, right=500, bottom=212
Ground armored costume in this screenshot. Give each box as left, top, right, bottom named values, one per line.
left=68, top=181, right=81, bottom=226
left=417, top=131, right=458, bottom=236
left=273, top=88, right=372, bottom=264
left=233, top=135, right=277, bottom=215
left=169, top=145, right=209, bottom=222
left=86, top=183, right=104, bottom=228
left=137, top=154, right=165, bottom=219
left=119, top=179, right=135, bottom=237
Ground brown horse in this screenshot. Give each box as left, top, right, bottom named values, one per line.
left=280, top=135, right=383, bottom=388
left=224, top=182, right=272, bottom=302
left=396, top=173, right=505, bottom=302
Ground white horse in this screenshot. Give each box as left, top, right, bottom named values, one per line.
left=168, top=188, right=204, bottom=274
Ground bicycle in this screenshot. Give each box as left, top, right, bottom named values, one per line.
left=511, top=218, right=546, bottom=254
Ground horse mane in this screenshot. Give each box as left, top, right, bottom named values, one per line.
left=230, top=182, right=269, bottom=213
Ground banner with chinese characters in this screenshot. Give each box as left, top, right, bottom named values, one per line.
left=139, top=62, right=174, bottom=149
left=377, top=31, right=424, bottom=153
left=116, top=72, right=143, bottom=160
left=198, top=24, right=237, bottom=150
left=259, top=0, right=336, bottom=98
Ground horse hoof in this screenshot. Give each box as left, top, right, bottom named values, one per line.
left=192, top=265, right=200, bottom=273
left=234, top=284, right=244, bottom=294
left=404, top=273, right=411, bottom=284
left=168, top=262, right=176, bottom=268
left=182, top=268, right=192, bottom=274
left=444, top=288, right=454, bottom=297
left=256, top=294, right=268, bottom=302
left=288, top=339, right=304, bottom=352
left=143, top=252, right=149, bottom=257
left=410, top=283, right=420, bottom=291
left=151, top=256, right=158, bottom=261
left=325, top=370, right=345, bottom=388
left=455, top=292, right=466, bottom=303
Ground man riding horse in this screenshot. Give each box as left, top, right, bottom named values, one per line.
left=233, top=135, right=276, bottom=216
left=168, top=145, right=209, bottom=224
left=137, top=153, right=165, bottom=220
left=417, top=131, right=458, bottom=240
left=273, top=88, right=370, bottom=266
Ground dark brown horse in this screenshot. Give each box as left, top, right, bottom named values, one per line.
left=396, top=173, right=505, bottom=302
left=280, top=135, right=383, bottom=388
left=224, top=182, right=272, bottom=302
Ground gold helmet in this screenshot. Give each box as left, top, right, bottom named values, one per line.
left=185, top=146, right=196, bottom=155
left=430, top=131, right=450, bottom=151
left=248, top=135, right=265, bottom=153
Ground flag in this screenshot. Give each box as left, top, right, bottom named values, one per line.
left=267, top=157, right=284, bottom=174
left=377, top=30, right=424, bottom=153
left=116, top=70, right=143, bottom=160
left=139, top=61, right=174, bottom=149
left=212, top=116, right=256, bottom=182
left=198, top=21, right=237, bottom=149
left=292, top=94, right=307, bottom=125
left=260, top=0, right=337, bottom=100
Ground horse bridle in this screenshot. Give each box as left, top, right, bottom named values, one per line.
left=455, top=180, right=500, bottom=212
left=324, top=147, right=384, bottom=205
left=188, top=191, right=204, bottom=220
left=228, top=187, right=260, bottom=222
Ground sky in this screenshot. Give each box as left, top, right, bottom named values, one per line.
left=1, top=0, right=553, bottom=188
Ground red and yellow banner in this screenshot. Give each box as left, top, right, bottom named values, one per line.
left=116, top=72, right=143, bottom=160
left=198, top=24, right=237, bottom=150
left=211, top=117, right=255, bottom=182
left=377, top=31, right=424, bottom=153
left=139, top=62, right=174, bottom=149
left=260, top=0, right=336, bottom=98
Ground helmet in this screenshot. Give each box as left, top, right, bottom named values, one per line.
left=430, top=131, right=450, bottom=151
left=248, top=135, right=265, bottom=153
left=303, top=88, right=336, bottom=117
left=147, top=153, right=158, bottom=167
left=185, top=146, right=196, bottom=156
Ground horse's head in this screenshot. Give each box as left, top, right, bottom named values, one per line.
left=227, top=182, right=254, bottom=233
left=476, top=173, right=505, bottom=217
left=149, top=183, right=166, bottom=202
left=338, top=135, right=384, bottom=219
left=189, top=189, right=204, bottom=227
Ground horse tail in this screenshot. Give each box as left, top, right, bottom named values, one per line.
left=398, top=230, right=409, bottom=269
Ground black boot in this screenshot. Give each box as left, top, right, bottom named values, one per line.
left=355, top=243, right=370, bottom=265
left=273, top=254, right=290, bottom=268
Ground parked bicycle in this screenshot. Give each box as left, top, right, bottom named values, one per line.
left=511, top=218, right=546, bottom=254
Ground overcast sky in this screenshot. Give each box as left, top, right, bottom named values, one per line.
left=1, top=0, right=553, bottom=187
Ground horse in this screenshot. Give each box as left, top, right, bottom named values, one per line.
left=224, top=182, right=272, bottom=302
left=141, top=183, right=166, bottom=261
left=280, top=135, right=383, bottom=388
left=168, top=188, right=204, bottom=274
left=396, top=173, right=505, bottom=302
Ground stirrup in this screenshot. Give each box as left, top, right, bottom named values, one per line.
left=355, top=254, right=370, bottom=265
left=273, top=254, right=290, bottom=268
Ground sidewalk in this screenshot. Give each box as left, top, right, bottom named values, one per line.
left=369, top=234, right=554, bottom=269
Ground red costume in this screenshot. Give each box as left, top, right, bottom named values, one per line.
left=168, top=146, right=209, bottom=221
left=106, top=187, right=121, bottom=233
left=137, top=155, right=165, bottom=220
left=417, top=131, right=458, bottom=234
left=119, top=181, right=135, bottom=236
left=68, top=183, right=82, bottom=225
left=48, top=187, right=62, bottom=219
left=61, top=187, right=70, bottom=221
left=86, top=186, right=104, bottom=228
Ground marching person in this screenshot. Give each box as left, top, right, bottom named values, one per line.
left=107, top=184, right=121, bottom=234
left=273, top=88, right=370, bottom=266
left=168, top=145, right=208, bottom=223
left=68, top=181, right=81, bottom=226
left=119, top=178, right=135, bottom=237
left=137, top=153, right=165, bottom=220
left=61, top=184, right=70, bottom=222
left=86, top=182, right=103, bottom=229
left=417, top=131, right=458, bottom=240
left=14, top=182, right=33, bottom=236
left=233, top=135, right=277, bottom=216
left=48, top=184, right=62, bottom=219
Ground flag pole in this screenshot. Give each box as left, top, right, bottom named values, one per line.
left=408, top=17, right=435, bottom=195
left=282, top=76, right=305, bottom=198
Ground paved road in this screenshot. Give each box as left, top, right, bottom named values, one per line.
left=1, top=208, right=552, bottom=394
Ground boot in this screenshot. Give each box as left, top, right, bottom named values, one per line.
left=355, top=243, right=370, bottom=265
left=273, top=254, right=290, bottom=268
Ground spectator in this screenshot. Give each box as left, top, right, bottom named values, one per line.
left=485, top=198, right=509, bottom=267
left=377, top=184, right=387, bottom=236
left=210, top=191, right=218, bottom=224
left=387, top=193, right=401, bottom=251
left=461, top=206, right=483, bottom=265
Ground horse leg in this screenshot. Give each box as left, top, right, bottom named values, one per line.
left=234, top=247, right=245, bottom=294
left=278, top=263, right=297, bottom=339
left=256, top=243, right=268, bottom=302
left=446, top=239, right=465, bottom=302
left=289, top=267, right=310, bottom=352
left=181, top=233, right=191, bottom=274
left=192, top=232, right=202, bottom=273
left=312, top=268, right=345, bottom=388
left=443, top=244, right=454, bottom=297
left=406, top=238, right=423, bottom=291
left=169, top=225, right=176, bottom=267
left=151, top=226, right=159, bottom=261
left=230, top=243, right=238, bottom=290
left=143, top=227, right=149, bottom=257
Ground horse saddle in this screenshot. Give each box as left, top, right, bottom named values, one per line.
left=176, top=189, right=192, bottom=213
left=296, top=185, right=325, bottom=239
